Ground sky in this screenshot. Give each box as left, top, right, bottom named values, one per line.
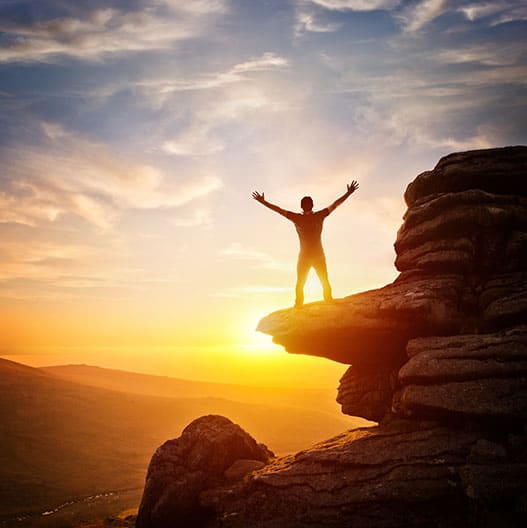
left=0, top=0, right=526, bottom=387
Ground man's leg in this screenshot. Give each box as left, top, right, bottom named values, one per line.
left=314, top=255, right=333, bottom=302
left=295, top=256, right=310, bottom=307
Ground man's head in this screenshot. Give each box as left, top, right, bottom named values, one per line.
left=301, top=196, right=313, bottom=212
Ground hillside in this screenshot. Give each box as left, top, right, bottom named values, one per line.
left=0, top=358, right=358, bottom=524
left=41, top=364, right=347, bottom=415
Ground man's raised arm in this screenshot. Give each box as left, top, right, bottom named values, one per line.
left=327, top=180, right=359, bottom=214
left=252, top=191, right=293, bottom=219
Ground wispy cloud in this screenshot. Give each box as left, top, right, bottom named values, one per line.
left=306, top=0, right=400, bottom=11
left=170, top=208, right=212, bottom=228
left=434, top=42, right=526, bottom=67
left=458, top=1, right=527, bottom=25
left=0, top=1, right=226, bottom=63
left=153, top=53, right=290, bottom=157
left=220, top=243, right=276, bottom=267
left=295, top=12, right=343, bottom=34
left=397, top=0, right=451, bottom=32
left=0, top=122, right=222, bottom=229
left=136, top=52, right=289, bottom=96
left=295, top=0, right=399, bottom=35
left=162, top=125, right=226, bottom=156
left=220, top=243, right=289, bottom=271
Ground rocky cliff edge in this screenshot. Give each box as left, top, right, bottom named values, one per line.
left=137, top=146, right=527, bottom=527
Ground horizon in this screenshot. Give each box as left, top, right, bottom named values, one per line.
left=1, top=0, right=526, bottom=387
left=1, top=353, right=345, bottom=390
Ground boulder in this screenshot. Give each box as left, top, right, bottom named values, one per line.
left=136, top=415, right=273, bottom=528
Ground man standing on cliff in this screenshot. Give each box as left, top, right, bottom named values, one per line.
left=252, top=181, right=359, bottom=307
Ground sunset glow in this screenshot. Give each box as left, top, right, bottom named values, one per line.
left=1, top=0, right=526, bottom=387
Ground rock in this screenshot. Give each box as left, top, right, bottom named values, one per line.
left=395, top=236, right=476, bottom=273
left=224, top=459, right=266, bottom=482
left=395, top=191, right=527, bottom=273
left=480, top=273, right=527, bottom=331
left=400, top=326, right=527, bottom=382
left=337, top=366, right=397, bottom=422
left=398, top=378, right=527, bottom=422
left=404, top=146, right=527, bottom=207
left=396, top=328, right=527, bottom=421
left=136, top=415, right=273, bottom=528
left=258, top=274, right=467, bottom=366
left=204, top=423, right=527, bottom=527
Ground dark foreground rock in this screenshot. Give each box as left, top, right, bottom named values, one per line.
left=205, top=423, right=527, bottom=527
left=136, top=415, right=273, bottom=528
left=139, top=419, right=527, bottom=528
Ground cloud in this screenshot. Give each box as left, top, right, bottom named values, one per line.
left=231, top=52, right=289, bottom=73
left=162, top=125, right=225, bottom=156
left=458, top=1, right=527, bottom=25
left=152, top=53, right=289, bottom=157
left=0, top=239, right=86, bottom=280
left=136, top=52, right=289, bottom=97
left=0, top=122, right=222, bottom=229
left=307, top=0, right=400, bottom=11
left=220, top=243, right=289, bottom=271
left=160, top=92, right=273, bottom=156
left=434, top=42, right=525, bottom=67
left=397, top=0, right=451, bottom=32
left=295, top=12, right=343, bottom=34
left=295, top=0, right=399, bottom=34
left=170, top=208, right=211, bottom=228
left=0, top=1, right=226, bottom=62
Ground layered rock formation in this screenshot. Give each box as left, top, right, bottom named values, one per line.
left=204, top=423, right=527, bottom=527
left=137, top=147, right=527, bottom=527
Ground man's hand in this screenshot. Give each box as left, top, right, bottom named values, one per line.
left=252, top=191, right=265, bottom=203
left=347, top=180, right=359, bottom=195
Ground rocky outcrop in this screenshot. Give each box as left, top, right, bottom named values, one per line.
left=137, top=147, right=527, bottom=527
left=257, top=274, right=467, bottom=365
left=204, top=423, right=527, bottom=527
left=136, top=415, right=273, bottom=528
left=260, top=146, right=527, bottom=424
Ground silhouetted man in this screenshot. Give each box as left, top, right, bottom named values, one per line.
left=252, top=181, right=359, bottom=307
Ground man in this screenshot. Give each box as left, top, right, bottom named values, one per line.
left=252, top=181, right=359, bottom=307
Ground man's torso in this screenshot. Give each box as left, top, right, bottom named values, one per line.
left=287, top=209, right=329, bottom=255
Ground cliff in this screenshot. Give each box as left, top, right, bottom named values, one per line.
left=136, top=146, right=527, bottom=527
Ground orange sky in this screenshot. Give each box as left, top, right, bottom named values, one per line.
left=2, top=0, right=522, bottom=388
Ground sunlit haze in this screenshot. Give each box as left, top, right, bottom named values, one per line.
left=1, top=0, right=526, bottom=387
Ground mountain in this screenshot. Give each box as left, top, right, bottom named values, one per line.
left=40, top=364, right=346, bottom=415
left=0, top=358, right=358, bottom=524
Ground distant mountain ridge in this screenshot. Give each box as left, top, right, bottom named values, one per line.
left=41, top=363, right=344, bottom=414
